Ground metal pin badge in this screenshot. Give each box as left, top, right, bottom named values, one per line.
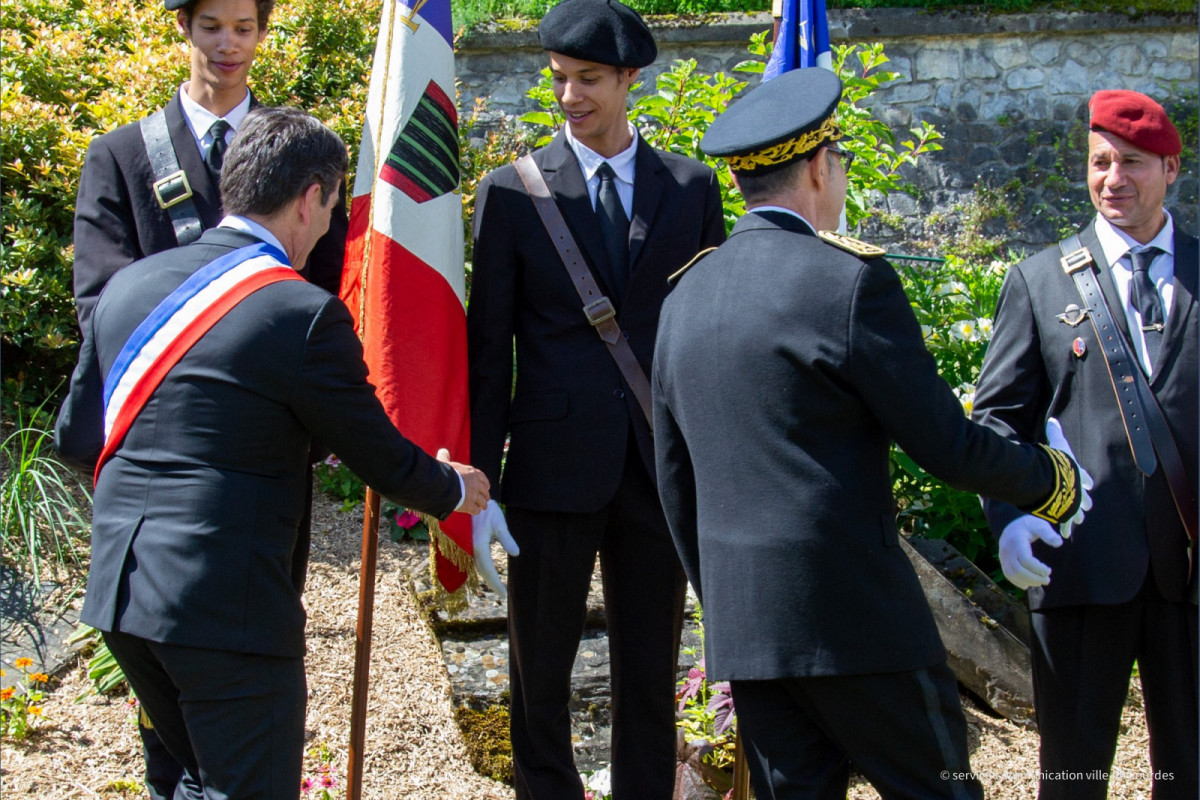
left=1057, top=304, right=1089, bottom=327
left=1072, top=337, right=1087, bottom=358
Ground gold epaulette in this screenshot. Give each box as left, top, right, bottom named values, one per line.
left=668, top=246, right=719, bottom=285
left=817, top=230, right=886, bottom=259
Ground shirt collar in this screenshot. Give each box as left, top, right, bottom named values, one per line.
left=1094, top=211, right=1175, bottom=267
left=751, top=205, right=817, bottom=235
left=178, top=84, right=253, bottom=143
left=565, top=122, right=639, bottom=184
left=217, top=215, right=289, bottom=263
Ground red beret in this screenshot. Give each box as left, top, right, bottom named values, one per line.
left=1089, top=90, right=1181, bottom=156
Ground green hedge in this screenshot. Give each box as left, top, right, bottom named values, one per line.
left=1, top=0, right=381, bottom=413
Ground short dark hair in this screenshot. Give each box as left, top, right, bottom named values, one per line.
left=734, top=156, right=811, bottom=206
left=220, top=107, right=347, bottom=218
left=177, top=0, right=276, bottom=30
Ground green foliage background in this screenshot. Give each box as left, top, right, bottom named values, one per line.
left=1, top=0, right=382, bottom=412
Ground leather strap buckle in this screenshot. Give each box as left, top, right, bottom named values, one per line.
left=1059, top=247, right=1093, bottom=274
left=153, top=170, right=194, bottom=210
left=583, top=297, right=617, bottom=326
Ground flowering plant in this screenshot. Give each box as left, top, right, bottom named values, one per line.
left=301, top=742, right=340, bottom=799
left=581, top=766, right=613, bottom=800
left=2, top=657, right=48, bottom=739
left=384, top=505, right=429, bottom=542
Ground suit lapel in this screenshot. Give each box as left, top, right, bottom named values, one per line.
left=628, top=139, right=664, bottom=271
left=1155, top=231, right=1198, bottom=385
left=165, top=91, right=222, bottom=227
left=542, top=133, right=620, bottom=299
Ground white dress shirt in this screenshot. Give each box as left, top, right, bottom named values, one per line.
left=178, top=84, right=252, bottom=164
left=1094, top=212, right=1176, bottom=376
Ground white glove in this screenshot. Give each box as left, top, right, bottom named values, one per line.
left=1044, top=417, right=1094, bottom=538
left=999, top=515, right=1062, bottom=589
left=472, top=500, right=519, bottom=598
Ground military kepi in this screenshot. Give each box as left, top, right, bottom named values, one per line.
left=539, top=0, right=657, bottom=69
left=702, top=68, right=843, bottom=175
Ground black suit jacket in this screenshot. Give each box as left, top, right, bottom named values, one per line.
left=973, top=219, right=1198, bottom=609
left=653, top=211, right=1065, bottom=681
left=56, top=229, right=461, bottom=659
left=468, top=131, right=725, bottom=512
left=72, top=90, right=347, bottom=328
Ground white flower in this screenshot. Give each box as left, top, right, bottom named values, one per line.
left=951, top=319, right=981, bottom=342
left=586, top=768, right=612, bottom=797
left=976, top=317, right=993, bottom=340
left=988, top=259, right=1007, bottom=275
left=938, top=280, right=970, bottom=303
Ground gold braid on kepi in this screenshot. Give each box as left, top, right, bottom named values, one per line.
left=1030, top=445, right=1081, bottom=524
left=725, top=118, right=840, bottom=173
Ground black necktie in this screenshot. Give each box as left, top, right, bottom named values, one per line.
left=595, top=163, right=630, bottom=299
left=206, top=119, right=231, bottom=177
left=1129, top=246, right=1164, bottom=369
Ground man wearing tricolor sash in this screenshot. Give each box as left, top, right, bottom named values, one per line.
left=56, top=108, right=489, bottom=799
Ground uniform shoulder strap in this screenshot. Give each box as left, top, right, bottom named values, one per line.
left=140, top=109, right=203, bottom=246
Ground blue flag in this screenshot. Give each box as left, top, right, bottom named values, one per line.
left=764, top=0, right=832, bottom=80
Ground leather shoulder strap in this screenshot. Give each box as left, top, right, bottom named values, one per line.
left=140, top=109, right=203, bottom=246
left=1059, top=236, right=1197, bottom=547
left=513, top=154, right=654, bottom=431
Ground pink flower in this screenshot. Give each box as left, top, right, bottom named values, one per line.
left=321, top=774, right=336, bottom=788
left=301, top=777, right=313, bottom=793
left=395, top=509, right=421, bottom=529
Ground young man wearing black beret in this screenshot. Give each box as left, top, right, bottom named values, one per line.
left=466, top=0, right=726, bottom=796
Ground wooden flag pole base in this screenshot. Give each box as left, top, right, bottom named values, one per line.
left=347, top=487, right=382, bottom=800
left=732, top=728, right=752, bottom=800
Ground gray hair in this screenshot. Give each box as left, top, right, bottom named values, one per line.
left=220, top=107, right=348, bottom=218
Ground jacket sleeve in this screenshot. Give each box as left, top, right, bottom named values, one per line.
left=652, top=356, right=703, bottom=605
left=971, top=264, right=1052, bottom=534
left=845, top=257, right=1055, bottom=509
left=54, top=318, right=105, bottom=475
left=466, top=173, right=518, bottom=489
left=73, top=137, right=141, bottom=331
left=290, top=295, right=462, bottom=519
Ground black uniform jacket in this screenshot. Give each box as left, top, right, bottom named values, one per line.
left=653, top=211, right=1063, bottom=681
left=973, top=220, right=1198, bottom=610
left=468, top=131, right=725, bottom=512
left=72, top=90, right=347, bottom=328
left=55, top=228, right=461, bottom=659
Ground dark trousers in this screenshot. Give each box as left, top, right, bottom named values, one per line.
left=505, top=447, right=687, bottom=800
left=1031, top=577, right=1198, bottom=800
left=104, top=630, right=307, bottom=800
left=730, top=663, right=984, bottom=800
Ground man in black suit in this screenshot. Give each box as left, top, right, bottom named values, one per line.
left=72, top=0, right=347, bottom=330
left=973, top=90, right=1197, bottom=799
left=55, top=107, right=490, bottom=800
left=653, top=68, right=1091, bottom=800
left=466, top=0, right=725, bottom=795
left=71, top=1, right=347, bottom=789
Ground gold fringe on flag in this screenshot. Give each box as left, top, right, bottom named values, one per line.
left=423, top=513, right=475, bottom=614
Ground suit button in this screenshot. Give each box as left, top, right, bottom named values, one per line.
left=613, top=389, right=625, bottom=399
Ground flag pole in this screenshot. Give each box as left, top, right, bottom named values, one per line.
left=347, top=487, right=382, bottom=799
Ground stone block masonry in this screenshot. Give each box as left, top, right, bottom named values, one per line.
left=455, top=9, right=1198, bottom=252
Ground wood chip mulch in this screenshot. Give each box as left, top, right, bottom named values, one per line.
left=0, top=492, right=1156, bottom=798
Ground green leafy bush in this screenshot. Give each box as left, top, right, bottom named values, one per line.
left=1, top=0, right=379, bottom=416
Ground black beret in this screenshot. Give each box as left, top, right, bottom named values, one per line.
left=702, top=68, right=843, bottom=174
left=165, top=0, right=189, bottom=9
left=539, top=0, right=657, bottom=69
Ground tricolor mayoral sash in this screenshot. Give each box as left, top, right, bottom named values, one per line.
left=95, top=242, right=301, bottom=482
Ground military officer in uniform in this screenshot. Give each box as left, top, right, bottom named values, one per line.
left=467, top=0, right=726, bottom=796
left=972, top=89, right=1197, bottom=799
left=653, top=67, right=1091, bottom=800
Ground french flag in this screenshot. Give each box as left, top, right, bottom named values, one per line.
left=340, top=0, right=473, bottom=594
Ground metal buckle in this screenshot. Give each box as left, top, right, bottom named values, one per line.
left=583, top=297, right=616, bottom=326
left=1059, top=247, right=1093, bottom=274
left=153, top=170, right=193, bottom=210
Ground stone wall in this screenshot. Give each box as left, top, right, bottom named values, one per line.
left=456, top=9, right=1199, bottom=252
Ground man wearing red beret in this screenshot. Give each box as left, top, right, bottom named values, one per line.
left=973, top=89, right=1197, bottom=799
